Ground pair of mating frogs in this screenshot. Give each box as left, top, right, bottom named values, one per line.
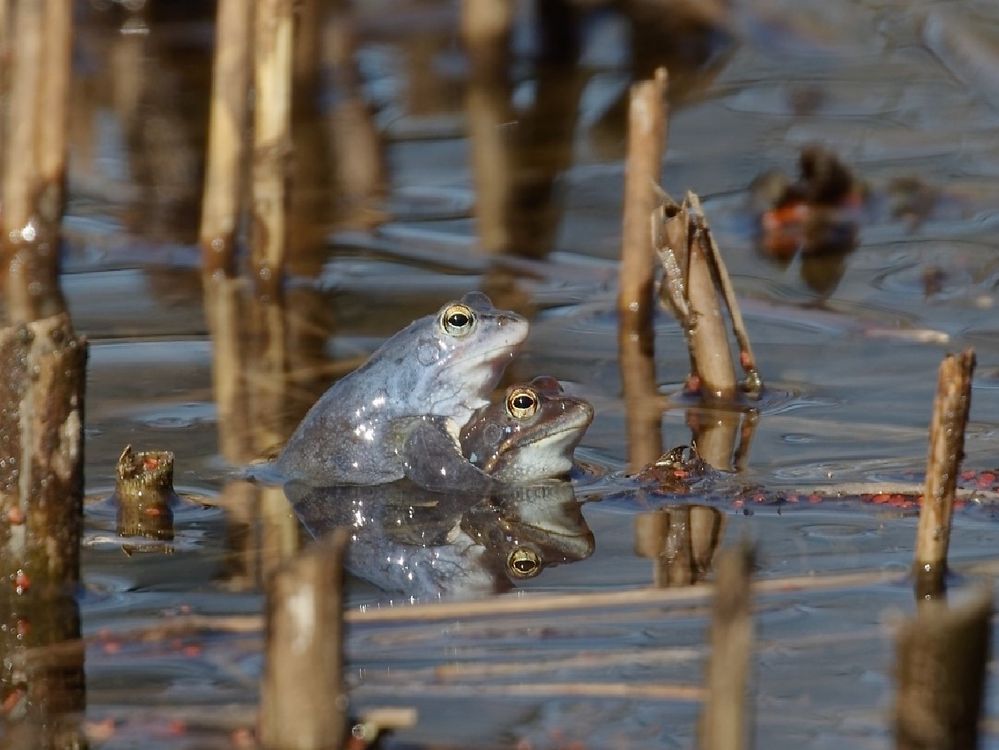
left=278, top=292, right=593, bottom=491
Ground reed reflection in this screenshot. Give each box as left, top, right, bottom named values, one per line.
left=635, top=505, right=725, bottom=587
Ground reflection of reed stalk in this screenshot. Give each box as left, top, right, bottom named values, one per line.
left=260, top=529, right=349, bottom=749
left=913, top=349, right=975, bottom=597
left=201, top=0, right=252, bottom=276
left=251, top=0, right=293, bottom=298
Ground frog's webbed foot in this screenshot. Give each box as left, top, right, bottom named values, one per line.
left=399, top=417, right=498, bottom=494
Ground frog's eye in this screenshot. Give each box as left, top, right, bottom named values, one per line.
left=506, top=388, right=539, bottom=420
left=441, top=303, right=475, bottom=337
left=507, top=547, right=542, bottom=578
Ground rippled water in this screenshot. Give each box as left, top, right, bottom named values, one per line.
left=15, top=0, right=999, bottom=747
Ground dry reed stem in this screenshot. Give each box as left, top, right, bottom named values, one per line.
left=354, top=681, right=704, bottom=702
left=894, top=589, right=991, bottom=750
left=201, top=0, right=252, bottom=276
left=460, top=0, right=515, bottom=74
left=251, top=0, right=293, bottom=298
left=914, top=349, right=975, bottom=585
left=259, top=528, right=349, bottom=749
left=618, top=66, right=668, bottom=333
left=699, top=544, right=754, bottom=750
left=687, top=218, right=737, bottom=400
left=688, top=192, right=761, bottom=395
left=1, top=0, right=42, bottom=235
left=36, top=0, right=71, bottom=226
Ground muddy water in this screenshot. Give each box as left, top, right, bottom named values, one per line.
left=36, top=0, right=999, bottom=747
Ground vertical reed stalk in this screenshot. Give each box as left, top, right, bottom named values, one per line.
left=618, top=67, right=668, bottom=332
left=259, top=529, right=349, bottom=749
left=36, top=0, right=71, bottom=226
left=251, top=0, right=293, bottom=298
left=894, top=590, right=991, bottom=750
left=698, top=544, right=754, bottom=750
left=201, top=0, right=252, bottom=276
left=913, top=349, right=975, bottom=596
left=618, top=67, right=668, bottom=470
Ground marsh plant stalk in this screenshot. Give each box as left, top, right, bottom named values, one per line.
left=913, top=349, right=975, bottom=593
left=251, top=0, right=293, bottom=297
left=698, top=544, right=754, bottom=750
left=618, top=67, right=668, bottom=471
left=259, top=528, right=349, bottom=749
left=200, top=0, right=253, bottom=276
left=894, top=590, right=991, bottom=750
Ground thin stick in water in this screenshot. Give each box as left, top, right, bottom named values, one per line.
left=913, top=348, right=975, bottom=596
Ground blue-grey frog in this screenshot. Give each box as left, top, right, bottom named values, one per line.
left=277, top=292, right=529, bottom=486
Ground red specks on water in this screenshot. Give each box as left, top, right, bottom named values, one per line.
left=182, top=644, right=202, bottom=658
left=102, top=640, right=122, bottom=655
left=166, top=719, right=187, bottom=737
left=808, top=493, right=823, bottom=503
left=684, top=374, right=701, bottom=394
left=962, top=470, right=977, bottom=481
left=6, top=506, right=24, bottom=525
left=143, top=456, right=160, bottom=470
left=864, top=493, right=918, bottom=509
left=145, top=506, right=162, bottom=516
left=977, top=471, right=996, bottom=488
left=739, top=350, right=755, bottom=370
left=15, top=618, right=29, bottom=638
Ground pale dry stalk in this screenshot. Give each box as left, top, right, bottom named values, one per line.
left=201, top=0, right=252, bottom=275
left=259, top=528, right=349, bottom=749
left=913, top=349, right=975, bottom=589
left=251, top=0, right=293, bottom=297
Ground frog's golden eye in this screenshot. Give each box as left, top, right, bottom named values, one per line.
left=506, top=387, right=539, bottom=420
left=441, top=303, right=475, bottom=337
left=507, top=547, right=542, bottom=578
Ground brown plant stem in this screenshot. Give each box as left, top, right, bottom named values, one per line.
left=112, top=445, right=178, bottom=541
left=698, top=544, right=754, bottom=750
left=259, top=529, right=349, bottom=749
left=200, top=0, right=252, bottom=276
left=894, top=590, right=991, bottom=750
left=618, top=66, right=668, bottom=334
left=913, top=349, right=975, bottom=596
left=251, top=0, right=293, bottom=299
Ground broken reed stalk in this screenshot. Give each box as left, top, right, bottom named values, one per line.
left=894, top=590, right=991, bottom=750
left=913, top=349, right=975, bottom=597
left=698, top=544, right=754, bottom=750
left=0, top=313, right=87, bottom=744
left=259, top=528, right=349, bottom=750
left=654, top=191, right=763, bottom=401
left=37, top=0, right=71, bottom=227
left=251, top=0, right=293, bottom=299
left=200, top=0, right=253, bottom=277
left=619, top=67, right=668, bottom=470
left=112, top=446, right=178, bottom=541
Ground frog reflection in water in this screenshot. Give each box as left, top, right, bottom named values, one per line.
left=277, top=293, right=529, bottom=487
left=287, top=378, right=595, bottom=599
